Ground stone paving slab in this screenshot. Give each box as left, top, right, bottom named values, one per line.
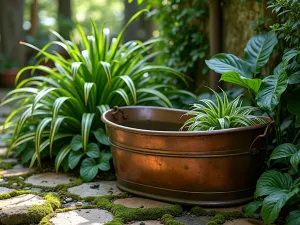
left=0, top=187, right=15, bottom=194
left=50, top=209, right=113, bottom=225
left=0, top=147, right=12, bottom=156
left=126, top=220, right=161, bottom=225
left=114, top=197, right=173, bottom=208
left=224, top=218, right=265, bottom=225
left=207, top=204, right=245, bottom=213
left=68, top=181, right=121, bottom=198
left=0, top=194, right=45, bottom=225
left=0, top=166, right=34, bottom=177
left=2, top=158, right=18, bottom=163
left=25, top=172, right=75, bottom=187
left=175, top=215, right=211, bottom=225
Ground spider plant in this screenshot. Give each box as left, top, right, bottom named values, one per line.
left=0, top=10, right=194, bottom=181
left=182, top=90, right=265, bottom=131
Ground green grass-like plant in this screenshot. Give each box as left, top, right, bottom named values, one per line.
left=0, top=10, right=192, bottom=181
left=182, top=90, right=265, bottom=131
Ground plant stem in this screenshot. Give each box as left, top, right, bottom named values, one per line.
left=293, top=129, right=300, bottom=144
left=275, top=103, right=282, bottom=145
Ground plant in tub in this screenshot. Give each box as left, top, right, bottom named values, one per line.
left=182, top=90, right=265, bottom=131
left=0, top=10, right=193, bottom=182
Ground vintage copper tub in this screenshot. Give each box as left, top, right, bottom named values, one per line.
left=102, top=106, right=273, bottom=206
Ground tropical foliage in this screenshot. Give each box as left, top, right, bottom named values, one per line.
left=206, top=1, right=300, bottom=222
left=182, top=90, right=264, bottom=131
left=0, top=10, right=193, bottom=182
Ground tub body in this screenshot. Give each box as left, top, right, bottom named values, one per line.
left=102, top=106, right=272, bottom=206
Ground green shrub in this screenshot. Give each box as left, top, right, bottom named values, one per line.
left=0, top=10, right=193, bottom=182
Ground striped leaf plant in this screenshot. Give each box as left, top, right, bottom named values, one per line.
left=0, top=10, right=194, bottom=181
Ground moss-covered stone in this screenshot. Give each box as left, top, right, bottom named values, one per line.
left=161, top=214, right=184, bottom=225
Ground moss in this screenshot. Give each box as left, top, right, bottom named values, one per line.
left=27, top=193, right=61, bottom=224
left=92, top=194, right=183, bottom=223
left=0, top=190, right=32, bottom=200
left=39, top=213, right=55, bottom=225
left=191, top=206, right=243, bottom=220
left=213, top=214, right=226, bottom=223
left=105, top=218, right=123, bottom=225
left=206, top=222, right=218, bottom=225
left=161, top=214, right=184, bottom=225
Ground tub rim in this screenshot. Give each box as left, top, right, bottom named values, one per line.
left=101, top=106, right=272, bottom=137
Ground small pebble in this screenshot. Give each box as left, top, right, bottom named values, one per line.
left=62, top=201, right=66, bottom=204
left=65, top=197, right=73, bottom=202
left=18, top=176, right=25, bottom=180
left=140, top=205, right=144, bottom=208
left=23, top=187, right=31, bottom=190
left=140, top=222, right=145, bottom=225
left=90, top=184, right=100, bottom=189
left=12, top=183, right=18, bottom=186
left=76, top=201, right=83, bottom=207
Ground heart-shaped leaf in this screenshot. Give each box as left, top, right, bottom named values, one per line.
left=80, top=158, right=98, bottom=182
left=98, top=150, right=112, bottom=171
left=244, top=31, right=278, bottom=74
left=205, top=53, right=253, bottom=78
left=287, top=210, right=300, bottom=225
left=94, top=128, right=110, bottom=146
left=68, top=150, right=83, bottom=169
left=86, top=143, right=100, bottom=158
left=256, top=70, right=288, bottom=111
left=71, top=135, right=82, bottom=151
left=220, top=71, right=262, bottom=93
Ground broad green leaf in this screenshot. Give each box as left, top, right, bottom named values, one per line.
left=290, top=151, right=300, bottom=173
left=268, top=143, right=300, bottom=167
left=71, top=135, right=82, bottom=151
left=93, top=128, right=109, bottom=146
left=283, top=49, right=300, bottom=62
left=220, top=71, right=262, bottom=93
left=244, top=31, right=278, bottom=74
left=81, top=113, right=95, bottom=152
left=245, top=201, right=262, bottom=217
left=55, top=145, right=72, bottom=172
left=255, top=171, right=293, bottom=198
left=286, top=210, right=300, bottom=225
left=256, top=71, right=288, bottom=111
left=80, top=158, right=99, bottom=182
left=68, top=150, right=83, bottom=169
left=86, top=143, right=100, bottom=158
left=98, top=150, right=112, bottom=171
left=261, top=189, right=299, bottom=224
left=205, top=53, right=252, bottom=78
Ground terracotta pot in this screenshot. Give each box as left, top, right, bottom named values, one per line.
left=0, top=69, right=19, bottom=88
left=102, top=106, right=273, bottom=206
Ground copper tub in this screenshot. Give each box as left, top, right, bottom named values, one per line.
left=102, top=106, right=272, bottom=206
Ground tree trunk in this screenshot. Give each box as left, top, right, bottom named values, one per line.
left=123, top=0, right=140, bottom=42
left=0, top=0, right=25, bottom=66
left=58, top=0, right=72, bottom=39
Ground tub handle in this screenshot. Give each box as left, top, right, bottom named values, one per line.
left=112, top=106, right=128, bottom=120
left=249, top=121, right=274, bottom=155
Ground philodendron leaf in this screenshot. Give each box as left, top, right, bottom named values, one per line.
left=68, top=150, right=83, bottom=169
left=244, top=31, right=278, bottom=74
left=286, top=62, right=300, bottom=84
left=98, top=150, right=112, bottom=171
left=268, top=143, right=300, bottom=167
left=220, top=71, right=262, bottom=93
left=71, top=135, right=82, bottom=151
left=245, top=201, right=262, bottom=217
left=93, top=128, right=110, bottom=146
left=80, top=158, right=98, bottom=182
left=256, top=71, right=288, bottom=111
left=205, top=53, right=253, bottom=78
left=255, top=170, right=293, bottom=197
left=287, top=210, right=300, bottom=225
left=261, top=188, right=299, bottom=225
left=283, top=49, right=300, bottom=62
left=86, top=143, right=100, bottom=158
